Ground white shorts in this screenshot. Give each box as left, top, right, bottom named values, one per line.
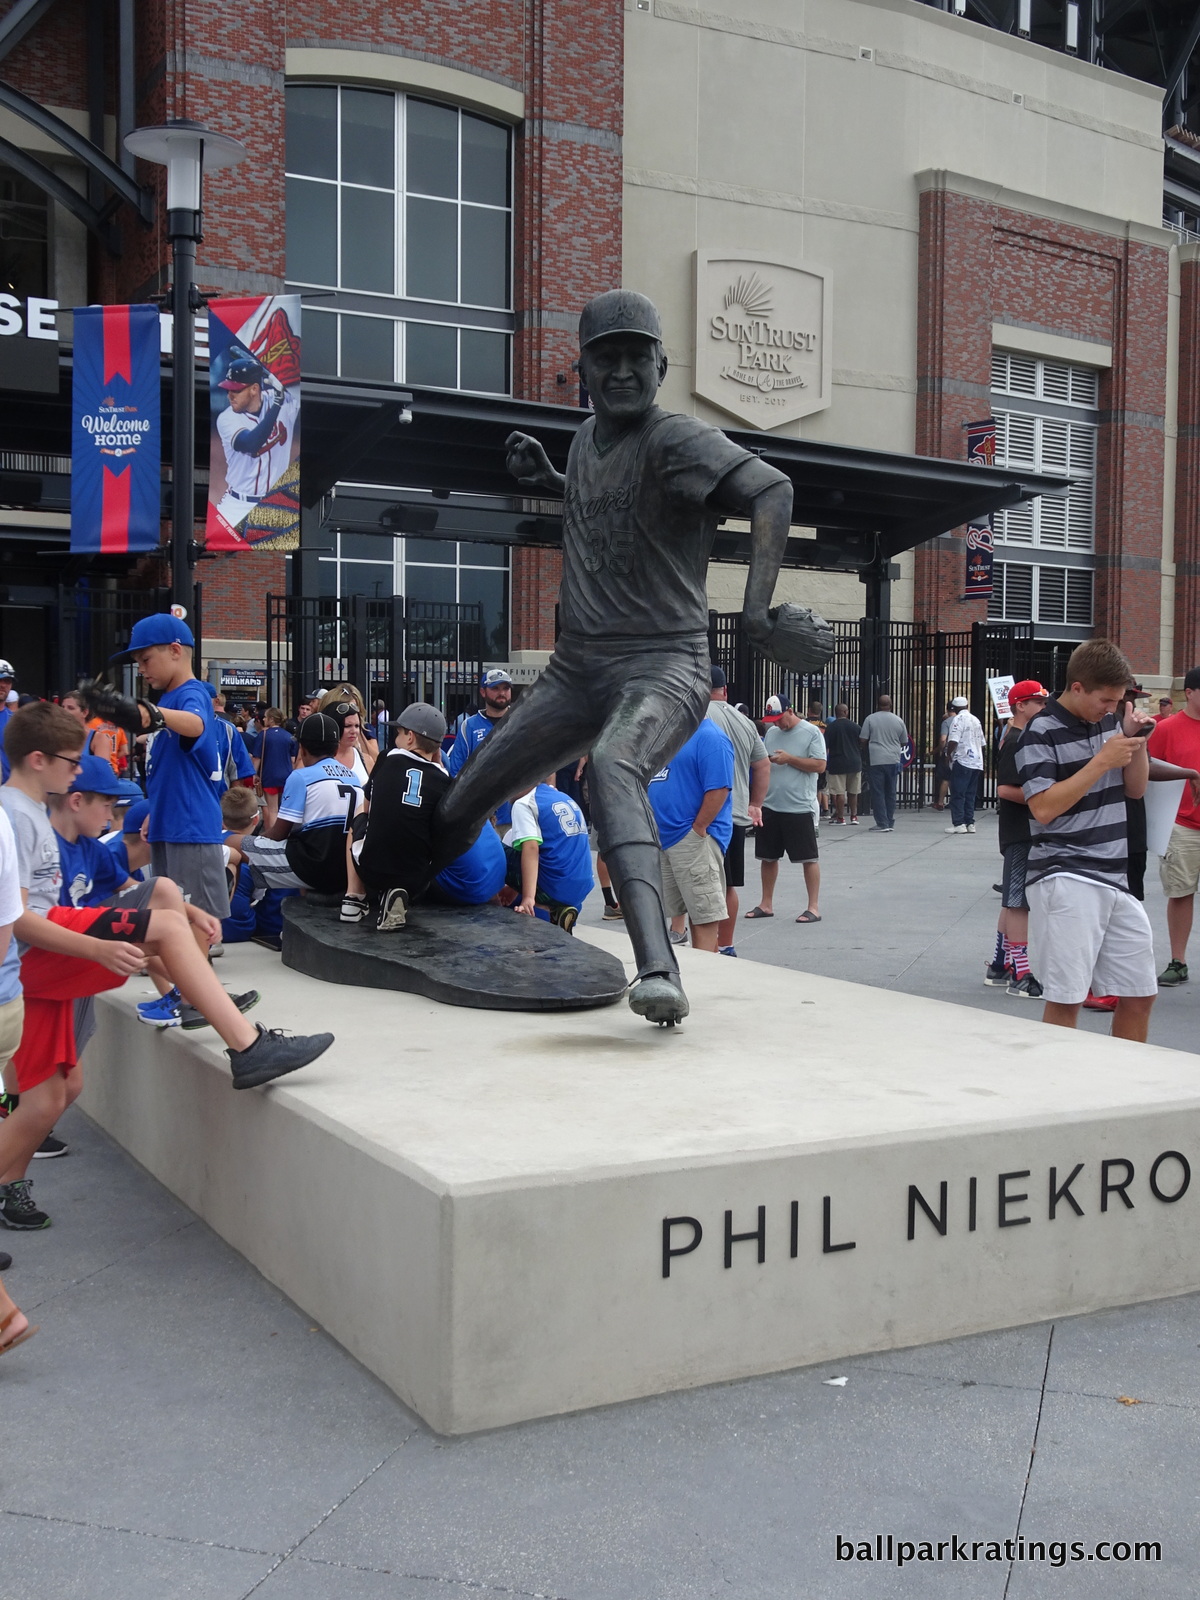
left=1027, top=874, right=1157, bottom=1005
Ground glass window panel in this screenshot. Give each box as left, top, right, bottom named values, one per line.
left=459, top=541, right=505, bottom=567
left=302, top=309, right=337, bottom=376
left=340, top=187, right=394, bottom=292
left=340, top=314, right=395, bottom=381
left=340, top=532, right=393, bottom=562
left=461, top=114, right=510, bottom=206
left=405, top=537, right=455, bottom=562
left=459, top=328, right=509, bottom=393
left=341, top=562, right=394, bottom=598
left=404, top=564, right=456, bottom=604
left=340, top=88, right=394, bottom=188
left=286, top=178, right=337, bottom=285
left=318, top=560, right=339, bottom=597
left=405, top=321, right=457, bottom=388
left=407, top=99, right=459, bottom=197
left=459, top=566, right=508, bottom=659
left=405, top=197, right=457, bottom=300
left=460, top=208, right=510, bottom=308
left=286, top=86, right=337, bottom=180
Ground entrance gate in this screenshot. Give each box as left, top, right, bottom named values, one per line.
left=265, top=595, right=484, bottom=720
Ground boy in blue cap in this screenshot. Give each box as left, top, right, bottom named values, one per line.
left=111, top=614, right=229, bottom=939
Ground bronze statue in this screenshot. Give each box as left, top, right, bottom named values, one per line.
left=436, top=290, right=832, bottom=1025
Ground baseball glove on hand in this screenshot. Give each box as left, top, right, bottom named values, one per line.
left=751, top=603, right=836, bottom=673
left=75, top=678, right=164, bottom=737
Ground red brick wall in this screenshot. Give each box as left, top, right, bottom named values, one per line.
left=915, top=185, right=1170, bottom=675
left=1174, top=254, right=1200, bottom=677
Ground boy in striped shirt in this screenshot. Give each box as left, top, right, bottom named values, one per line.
left=1016, top=639, right=1157, bottom=1040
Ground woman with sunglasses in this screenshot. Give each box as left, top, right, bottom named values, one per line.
left=327, top=700, right=378, bottom=784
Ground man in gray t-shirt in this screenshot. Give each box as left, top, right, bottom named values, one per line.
left=748, top=704, right=826, bottom=922
left=858, top=695, right=909, bottom=833
left=705, top=666, right=770, bottom=953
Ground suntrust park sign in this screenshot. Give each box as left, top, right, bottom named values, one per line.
left=693, top=251, right=831, bottom=429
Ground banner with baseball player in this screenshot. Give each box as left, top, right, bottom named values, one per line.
left=962, top=416, right=997, bottom=599
left=70, top=303, right=162, bottom=553
left=205, top=295, right=302, bottom=552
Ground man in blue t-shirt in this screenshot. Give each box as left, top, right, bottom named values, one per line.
left=434, top=822, right=507, bottom=907
left=446, top=669, right=513, bottom=776
left=506, top=782, right=594, bottom=931
left=112, top=615, right=227, bottom=932
left=647, top=719, right=733, bottom=952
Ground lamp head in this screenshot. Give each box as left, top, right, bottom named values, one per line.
left=124, top=119, right=247, bottom=214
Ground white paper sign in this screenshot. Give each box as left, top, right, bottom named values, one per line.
left=987, top=675, right=1016, bottom=720
left=1145, top=780, right=1186, bottom=857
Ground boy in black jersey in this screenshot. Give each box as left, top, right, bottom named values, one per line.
left=989, top=680, right=1048, bottom=999
left=344, top=703, right=449, bottom=932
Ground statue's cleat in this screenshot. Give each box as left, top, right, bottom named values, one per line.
left=627, top=974, right=689, bottom=1027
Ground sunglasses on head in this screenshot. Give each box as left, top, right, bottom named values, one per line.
left=332, top=701, right=358, bottom=718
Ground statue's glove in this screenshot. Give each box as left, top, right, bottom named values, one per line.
left=750, top=603, right=836, bottom=673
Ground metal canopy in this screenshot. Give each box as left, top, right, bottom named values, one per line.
left=303, top=377, right=1070, bottom=573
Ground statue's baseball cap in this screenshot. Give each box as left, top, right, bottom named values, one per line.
left=299, top=713, right=341, bottom=756
left=578, top=289, right=663, bottom=349
left=68, top=753, right=125, bottom=797
left=481, top=668, right=512, bottom=688
left=397, top=702, right=448, bottom=742
left=111, top=613, right=195, bottom=662
left=762, top=693, right=791, bottom=724
left=1009, top=679, right=1049, bottom=706
left=219, top=356, right=268, bottom=391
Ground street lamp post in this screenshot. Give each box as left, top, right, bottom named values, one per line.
left=123, top=119, right=246, bottom=642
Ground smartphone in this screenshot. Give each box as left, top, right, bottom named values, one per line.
left=1132, top=721, right=1153, bottom=737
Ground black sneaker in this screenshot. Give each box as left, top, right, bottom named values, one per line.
left=376, top=887, right=409, bottom=932
left=251, top=933, right=283, bottom=953
left=983, top=962, right=1009, bottom=987
left=1006, top=973, right=1044, bottom=999
left=0, top=1179, right=50, bottom=1229
left=32, top=1130, right=69, bottom=1159
left=181, top=990, right=261, bottom=1030
left=340, top=894, right=368, bottom=925
left=229, top=1024, right=335, bottom=1089
left=1159, top=958, right=1189, bottom=987
left=601, top=904, right=624, bottom=921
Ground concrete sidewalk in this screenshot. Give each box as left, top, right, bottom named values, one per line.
left=4, top=806, right=1198, bottom=1599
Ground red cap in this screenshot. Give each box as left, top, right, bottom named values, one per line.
left=1009, top=679, right=1049, bottom=706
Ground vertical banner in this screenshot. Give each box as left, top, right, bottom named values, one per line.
left=962, top=416, right=997, bottom=598
left=71, top=303, right=161, bottom=552
left=206, top=295, right=301, bottom=552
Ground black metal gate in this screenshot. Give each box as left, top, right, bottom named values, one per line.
left=266, top=594, right=483, bottom=718
left=58, top=582, right=173, bottom=692
left=707, top=613, right=1039, bottom=810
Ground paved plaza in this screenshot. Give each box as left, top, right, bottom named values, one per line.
left=4, top=807, right=1199, bottom=1599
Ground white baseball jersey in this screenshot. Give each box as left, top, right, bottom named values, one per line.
left=216, top=386, right=299, bottom=517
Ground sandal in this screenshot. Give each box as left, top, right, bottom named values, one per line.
left=744, top=906, right=774, bottom=919
left=795, top=910, right=822, bottom=923
left=0, top=1305, right=38, bottom=1355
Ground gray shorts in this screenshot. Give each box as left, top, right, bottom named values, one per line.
left=150, top=841, right=230, bottom=918
left=107, top=877, right=160, bottom=911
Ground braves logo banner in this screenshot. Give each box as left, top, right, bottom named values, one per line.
left=206, top=295, right=301, bottom=552
left=964, top=417, right=997, bottom=467
left=71, top=304, right=161, bottom=553
left=965, top=520, right=995, bottom=598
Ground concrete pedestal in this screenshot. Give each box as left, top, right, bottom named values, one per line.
left=80, top=933, right=1200, bottom=1434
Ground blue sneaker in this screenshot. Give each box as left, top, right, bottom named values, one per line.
left=137, top=990, right=182, bottom=1027
left=718, top=945, right=738, bottom=957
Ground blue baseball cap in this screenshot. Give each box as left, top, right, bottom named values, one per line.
left=121, top=798, right=150, bottom=833
left=111, top=613, right=195, bottom=663
left=69, top=753, right=125, bottom=797
left=481, top=668, right=512, bottom=688
left=113, top=779, right=145, bottom=804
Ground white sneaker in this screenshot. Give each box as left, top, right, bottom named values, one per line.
left=966, top=824, right=976, bottom=834
left=945, top=824, right=967, bottom=834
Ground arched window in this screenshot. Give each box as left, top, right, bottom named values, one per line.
left=286, top=85, right=512, bottom=393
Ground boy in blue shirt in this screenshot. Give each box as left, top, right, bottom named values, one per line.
left=112, top=614, right=228, bottom=937
left=506, top=782, right=594, bottom=932
left=647, top=720, right=734, bottom=952
left=103, top=797, right=150, bottom=884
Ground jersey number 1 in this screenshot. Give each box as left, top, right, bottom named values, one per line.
left=402, top=769, right=423, bottom=808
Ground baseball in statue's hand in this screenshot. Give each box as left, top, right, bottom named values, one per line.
left=505, top=431, right=554, bottom=486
